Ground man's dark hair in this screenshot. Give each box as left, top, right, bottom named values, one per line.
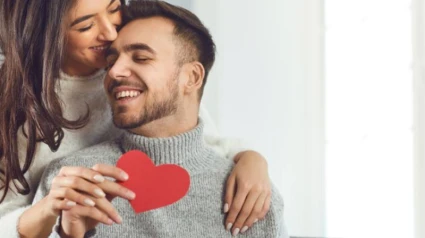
left=123, top=0, right=216, bottom=100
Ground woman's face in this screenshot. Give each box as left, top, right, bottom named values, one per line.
left=63, top=0, right=122, bottom=76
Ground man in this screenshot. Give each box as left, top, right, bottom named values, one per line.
left=34, top=1, right=288, bottom=237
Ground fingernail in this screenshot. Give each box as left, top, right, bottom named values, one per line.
left=107, top=219, right=114, bottom=225
left=66, top=201, right=76, bottom=207
left=241, top=226, right=249, bottom=233
left=116, top=215, right=123, bottom=224
left=94, top=188, right=106, bottom=198
left=121, top=172, right=129, bottom=180
left=254, top=219, right=258, bottom=223
left=93, top=175, right=105, bottom=183
left=226, top=223, right=233, bottom=231
left=84, top=198, right=95, bottom=207
left=232, top=228, right=240, bottom=236
left=127, top=191, right=136, bottom=200
left=223, top=203, right=229, bottom=213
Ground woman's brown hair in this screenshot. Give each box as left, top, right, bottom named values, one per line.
left=0, top=0, right=125, bottom=203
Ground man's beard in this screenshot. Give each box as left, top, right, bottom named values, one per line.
left=112, top=75, right=180, bottom=130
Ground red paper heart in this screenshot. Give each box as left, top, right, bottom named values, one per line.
left=116, top=150, right=190, bottom=213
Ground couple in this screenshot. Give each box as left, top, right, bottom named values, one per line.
left=0, top=0, right=287, bottom=237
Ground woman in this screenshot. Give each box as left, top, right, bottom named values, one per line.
left=0, top=0, right=271, bottom=237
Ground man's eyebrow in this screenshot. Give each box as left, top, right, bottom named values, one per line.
left=70, top=14, right=95, bottom=27
left=70, top=0, right=117, bottom=27
left=123, top=43, right=156, bottom=54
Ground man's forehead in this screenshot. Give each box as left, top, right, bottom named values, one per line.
left=112, top=17, right=175, bottom=53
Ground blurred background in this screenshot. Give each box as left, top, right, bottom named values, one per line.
left=165, top=0, right=424, bottom=238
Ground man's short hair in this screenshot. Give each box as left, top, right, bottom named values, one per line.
left=123, top=0, right=216, bottom=100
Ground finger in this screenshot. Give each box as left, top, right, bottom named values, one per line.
left=91, top=164, right=129, bottom=182
left=52, top=176, right=106, bottom=199
left=231, top=191, right=261, bottom=236
left=225, top=184, right=249, bottom=232
left=259, top=193, right=271, bottom=220
left=58, top=166, right=106, bottom=184
left=93, top=197, right=123, bottom=224
left=224, top=175, right=236, bottom=214
left=97, top=179, right=136, bottom=200
left=66, top=204, right=114, bottom=226
left=51, top=187, right=99, bottom=208
left=241, top=193, right=268, bottom=234
left=55, top=189, right=122, bottom=224
left=49, top=198, right=77, bottom=216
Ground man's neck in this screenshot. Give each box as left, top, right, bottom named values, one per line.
left=129, top=109, right=199, bottom=138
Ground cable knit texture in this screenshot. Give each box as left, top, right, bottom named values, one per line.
left=33, top=121, right=288, bottom=238
left=0, top=69, right=240, bottom=237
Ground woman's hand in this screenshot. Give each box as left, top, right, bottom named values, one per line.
left=224, top=150, right=271, bottom=236
left=59, top=164, right=136, bottom=238
left=18, top=164, right=135, bottom=238
left=45, top=165, right=133, bottom=220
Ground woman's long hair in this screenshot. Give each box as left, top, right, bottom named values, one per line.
left=0, top=0, right=90, bottom=203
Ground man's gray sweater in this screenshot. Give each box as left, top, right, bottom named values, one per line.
left=33, top=121, right=288, bottom=238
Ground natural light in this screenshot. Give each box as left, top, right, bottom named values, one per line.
left=325, top=0, right=414, bottom=237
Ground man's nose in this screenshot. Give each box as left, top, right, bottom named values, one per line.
left=108, top=57, right=131, bottom=80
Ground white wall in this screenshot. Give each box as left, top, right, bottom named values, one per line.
left=412, top=1, right=425, bottom=238
left=169, top=1, right=421, bottom=237
left=191, top=1, right=326, bottom=237
left=325, top=1, right=414, bottom=238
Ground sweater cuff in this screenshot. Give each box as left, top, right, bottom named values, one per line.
left=50, top=215, right=97, bottom=238
left=0, top=205, right=30, bottom=238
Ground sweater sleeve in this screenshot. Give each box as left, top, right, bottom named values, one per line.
left=0, top=170, right=34, bottom=238
left=199, top=103, right=250, bottom=160
left=0, top=205, right=31, bottom=238
left=0, top=126, right=40, bottom=237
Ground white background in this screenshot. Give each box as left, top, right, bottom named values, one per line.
left=167, top=0, right=424, bottom=237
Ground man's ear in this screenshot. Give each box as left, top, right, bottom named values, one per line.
left=184, top=61, right=205, bottom=94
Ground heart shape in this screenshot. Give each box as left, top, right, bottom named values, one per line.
left=116, top=150, right=190, bottom=213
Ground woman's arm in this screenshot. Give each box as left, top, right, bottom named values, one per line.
left=200, top=104, right=272, bottom=235
left=16, top=162, right=134, bottom=238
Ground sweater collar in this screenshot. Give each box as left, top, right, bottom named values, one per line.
left=119, top=119, right=210, bottom=166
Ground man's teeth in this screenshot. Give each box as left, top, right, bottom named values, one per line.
left=116, top=90, right=141, bottom=99
left=91, top=45, right=108, bottom=50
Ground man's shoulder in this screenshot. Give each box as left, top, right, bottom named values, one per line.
left=48, top=139, right=123, bottom=170
left=246, top=185, right=288, bottom=238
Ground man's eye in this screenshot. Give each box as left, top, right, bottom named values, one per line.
left=135, top=58, right=148, bottom=62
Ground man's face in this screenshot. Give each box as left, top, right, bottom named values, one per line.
left=104, top=17, right=182, bottom=129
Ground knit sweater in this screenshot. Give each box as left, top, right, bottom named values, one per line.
left=33, top=120, right=288, bottom=238
left=0, top=69, right=245, bottom=238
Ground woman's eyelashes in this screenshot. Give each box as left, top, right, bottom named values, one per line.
left=78, top=24, right=94, bottom=32
left=109, top=5, right=121, bottom=14
left=76, top=5, right=121, bottom=32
